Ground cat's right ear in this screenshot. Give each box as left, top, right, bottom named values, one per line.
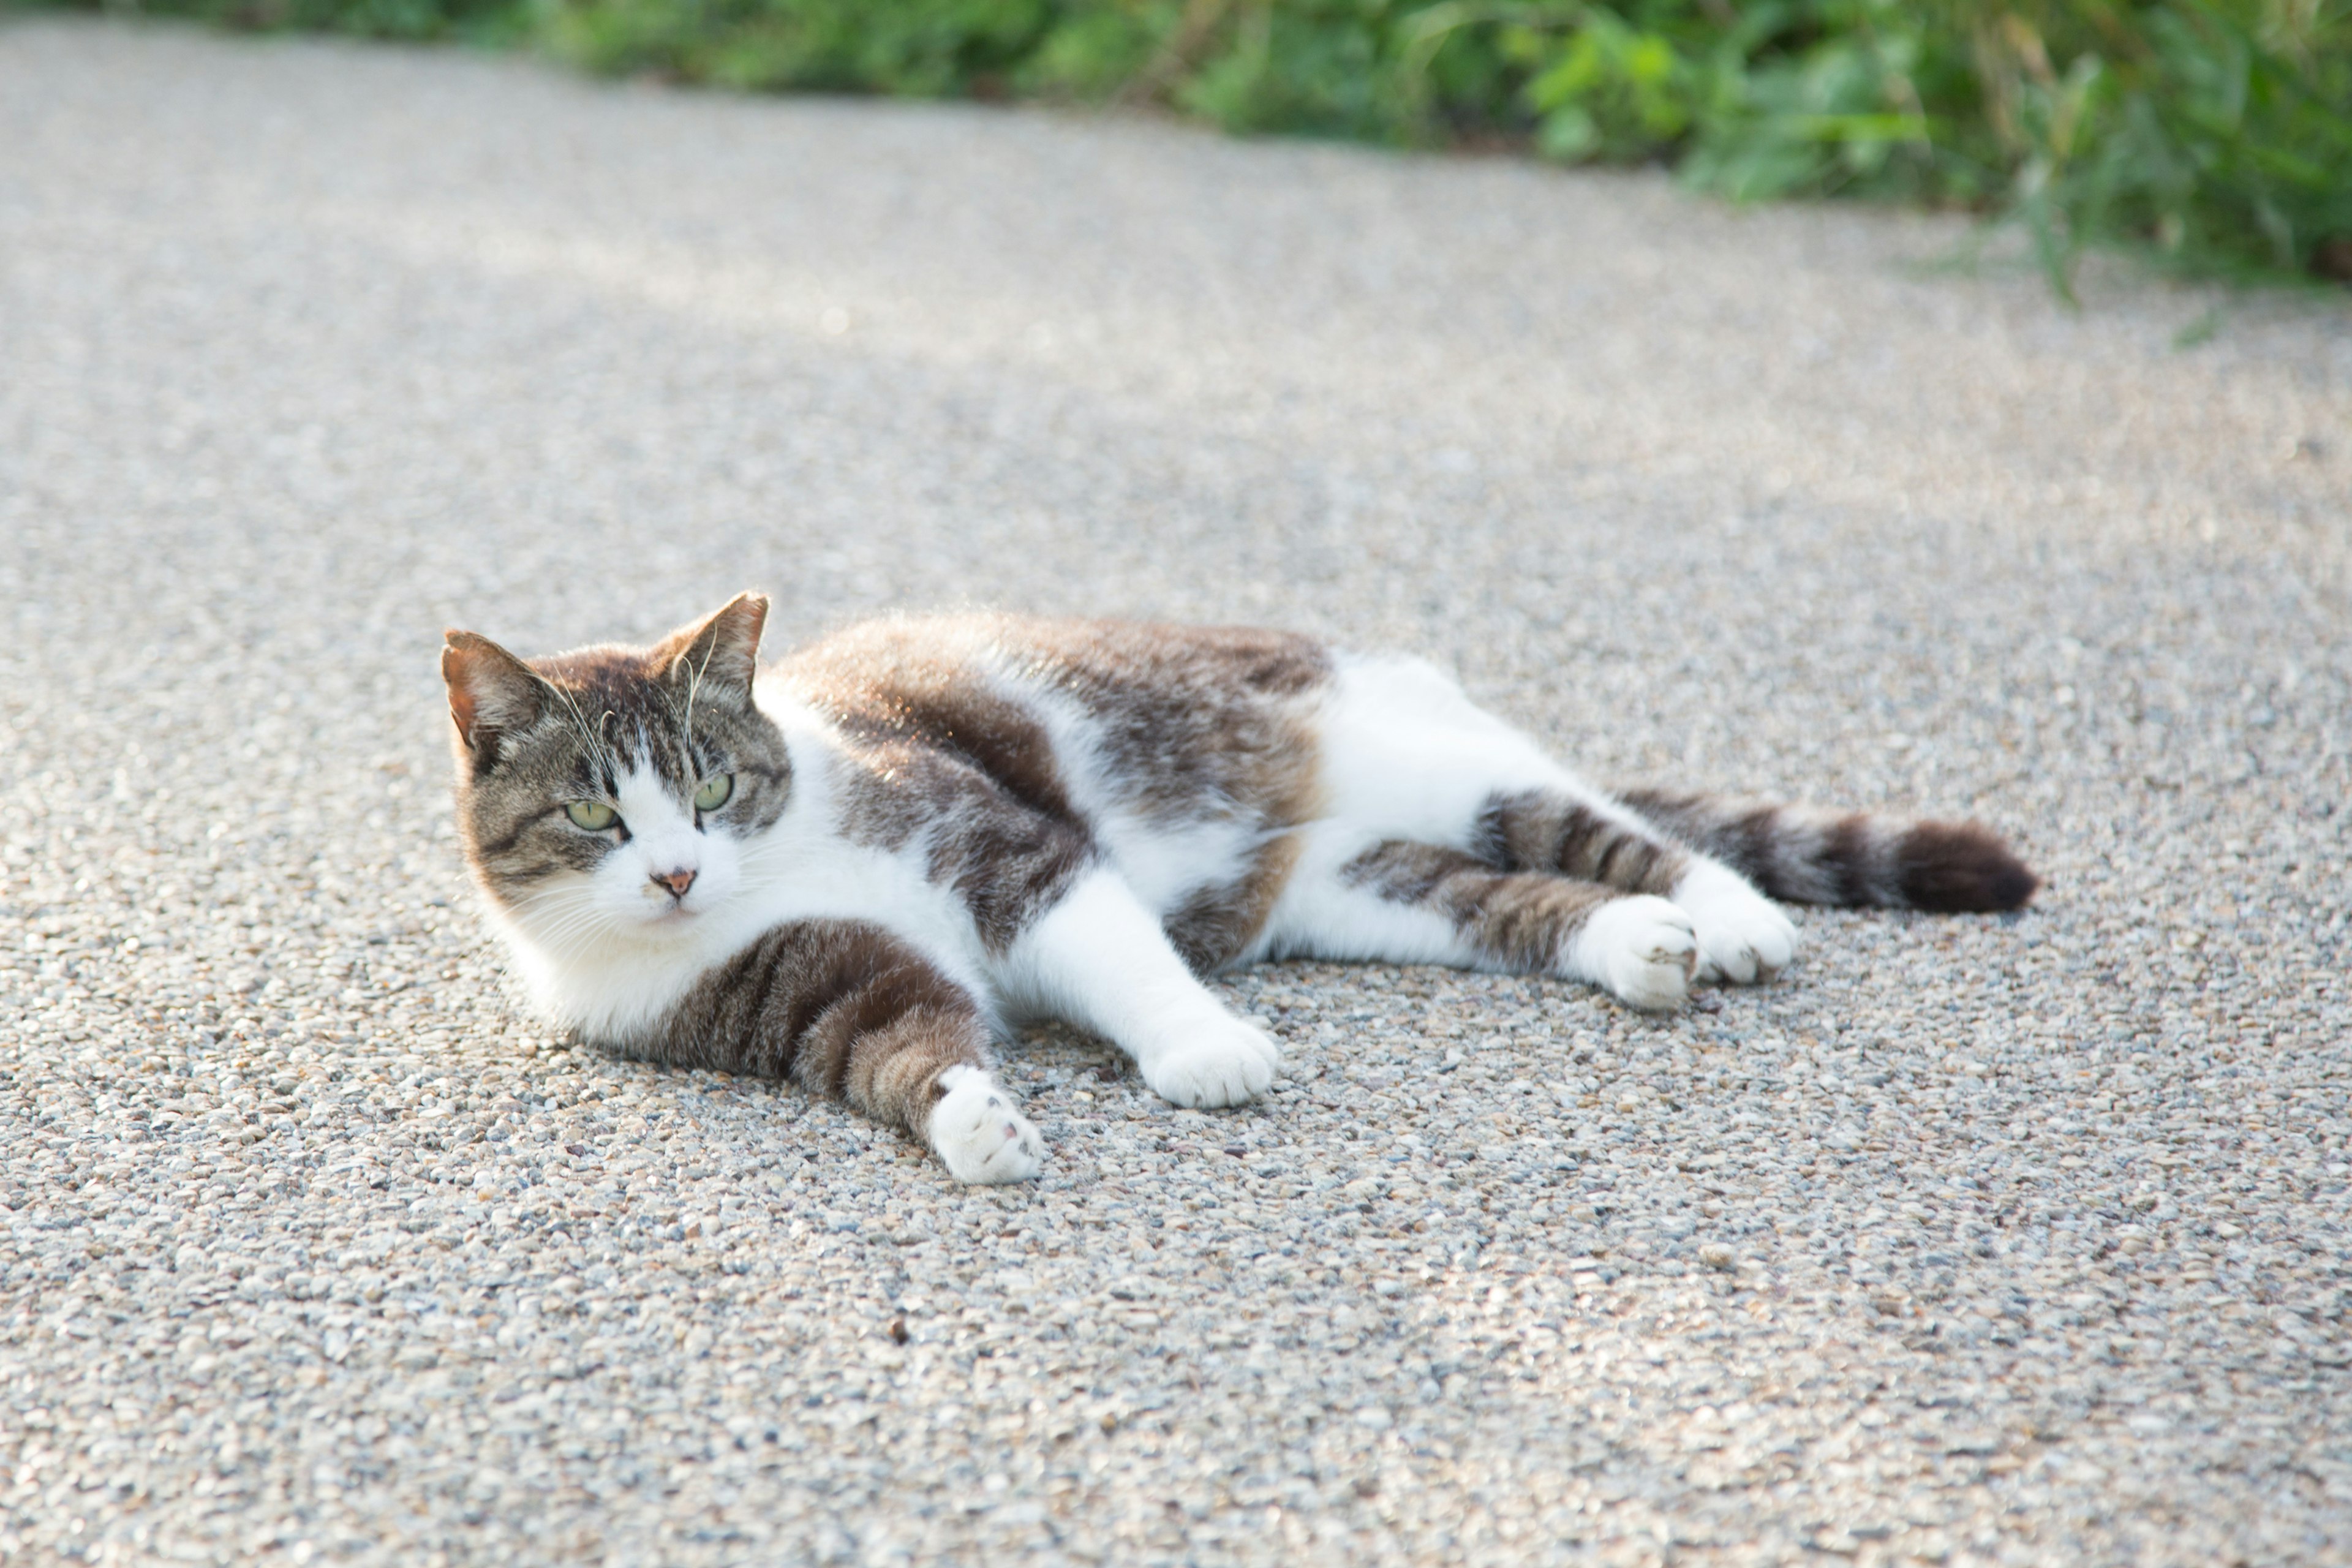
left=442, top=631, right=546, bottom=770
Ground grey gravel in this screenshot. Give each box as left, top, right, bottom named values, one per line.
left=4, top=18, right=2351, bottom=1567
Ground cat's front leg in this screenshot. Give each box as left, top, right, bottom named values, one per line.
left=623, top=919, right=1045, bottom=1185
left=928, top=1065, right=1046, bottom=1184
left=1136, top=1014, right=1283, bottom=1109
left=997, top=869, right=1280, bottom=1109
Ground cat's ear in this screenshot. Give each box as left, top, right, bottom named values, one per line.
left=653, top=592, right=768, bottom=704
left=442, top=630, right=547, bottom=766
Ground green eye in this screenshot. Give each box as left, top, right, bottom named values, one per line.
left=565, top=800, right=619, bottom=832
left=693, top=774, right=734, bottom=812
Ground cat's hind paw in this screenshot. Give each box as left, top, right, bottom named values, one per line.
left=1675, top=867, right=1798, bottom=985
left=1572, top=895, right=1698, bottom=1011
left=1138, top=1017, right=1280, bottom=1109
left=928, top=1066, right=1044, bottom=1185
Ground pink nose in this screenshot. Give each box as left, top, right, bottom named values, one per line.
left=651, top=869, right=696, bottom=900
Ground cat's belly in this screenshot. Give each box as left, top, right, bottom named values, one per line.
left=1312, top=650, right=1570, bottom=842
left=1089, top=810, right=1269, bottom=921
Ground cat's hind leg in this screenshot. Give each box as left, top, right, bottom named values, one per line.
left=1309, top=652, right=1795, bottom=987
left=1479, top=790, right=1797, bottom=986
left=1260, top=837, right=1700, bottom=1011
left=994, top=868, right=1281, bottom=1109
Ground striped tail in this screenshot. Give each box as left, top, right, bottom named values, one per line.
left=1613, top=789, right=2038, bottom=913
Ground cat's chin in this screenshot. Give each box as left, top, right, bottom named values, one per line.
left=631, top=903, right=710, bottom=937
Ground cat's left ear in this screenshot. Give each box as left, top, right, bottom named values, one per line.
left=653, top=592, right=769, bottom=704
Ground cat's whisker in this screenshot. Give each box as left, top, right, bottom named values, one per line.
left=501, top=887, right=622, bottom=959
left=515, top=900, right=614, bottom=949
left=502, top=890, right=601, bottom=929
left=502, top=882, right=587, bottom=911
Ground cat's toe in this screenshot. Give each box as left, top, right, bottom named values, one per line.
left=1680, top=878, right=1798, bottom=986
left=1575, top=895, right=1697, bottom=1011
left=1140, top=1019, right=1280, bottom=1109
left=963, top=1115, right=1044, bottom=1183
left=927, top=1072, right=1045, bottom=1184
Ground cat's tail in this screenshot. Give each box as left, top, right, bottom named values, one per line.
left=1613, top=788, right=2038, bottom=913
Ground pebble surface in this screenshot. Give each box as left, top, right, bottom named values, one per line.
left=3, top=20, right=2349, bottom=1566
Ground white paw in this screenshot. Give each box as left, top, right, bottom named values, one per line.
left=1575, top=895, right=1697, bottom=1011
left=927, top=1066, right=1044, bottom=1185
left=1137, top=1016, right=1280, bottom=1109
left=1676, top=868, right=1798, bottom=985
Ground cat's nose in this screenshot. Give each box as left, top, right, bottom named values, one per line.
left=650, top=868, right=697, bottom=900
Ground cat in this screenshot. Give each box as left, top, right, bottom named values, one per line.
left=442, top=594, right=2035, bottom=1183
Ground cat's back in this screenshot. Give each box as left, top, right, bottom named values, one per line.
left=770, top=612, right=1329, bottom=731
left=768, top=613, right=1334, bottom=819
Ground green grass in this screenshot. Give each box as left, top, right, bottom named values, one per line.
left=41, top=0, right=2352, bottom=295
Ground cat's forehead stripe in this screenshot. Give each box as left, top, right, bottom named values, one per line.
left=519, top=646, right=722, bottom=785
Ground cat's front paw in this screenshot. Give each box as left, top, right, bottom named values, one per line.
left=1138, top=1017, right=1280, bottom=1109
left=1574, top=895, right=1697, bottom=1011
left=928, top=1067, right=1044, bottom=1184
left=1675, top=869, right=1798, bottom=985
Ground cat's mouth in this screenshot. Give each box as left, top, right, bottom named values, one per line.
left=611, top=890, right=704, bottom=933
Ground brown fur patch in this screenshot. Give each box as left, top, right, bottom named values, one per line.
left=1342, top=840, right=1621, bottom=971
left=997, top=618, right=1329, bottom=823
left=1164, top=831, right=1305, bottom=973
left=775, top=614, right=1330, bottom=959
left=1476, top=791, right=1689, bottom=895
left=780, top=618, right=1080, bottom=823
left=1895, top=821, right=2040, bottom=912
left=777, top=618, right=1094, bottom=949
left=1613, top=788, right=2038, bottom=911
left=617, top=919, right=989, bottom=1134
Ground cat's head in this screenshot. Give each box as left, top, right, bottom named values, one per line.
left=441, top=594, right=790, bottom=953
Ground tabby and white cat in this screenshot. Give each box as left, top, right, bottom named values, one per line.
left=442, top=595, right=2034, bottom=1183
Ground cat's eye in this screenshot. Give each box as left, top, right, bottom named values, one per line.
left=693, top=774, right=734, bottom=812
left=565, top=800, right=619, bottom=832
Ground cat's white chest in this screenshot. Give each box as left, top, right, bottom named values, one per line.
left=503, top=737, right=989, bottom=1044
left=734, top=826, right=983, bottom=986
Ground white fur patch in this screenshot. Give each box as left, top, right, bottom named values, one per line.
left=1566, top=896, right=1697, bottom=1011
left=1254, top=824, right=1475, bottom=967
left=1014, top=677, right=1262, bottom=919
left=928, top=1065, right=1043, bottom=1184
left=1311, top=651, right=1567, bottom=843
left=993, top=870, right=1278, bottom=1108
left=1672, top=862, right=1798, bottom=984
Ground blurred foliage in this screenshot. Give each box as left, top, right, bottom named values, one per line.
left=46, top=0, right=2352, bottom=292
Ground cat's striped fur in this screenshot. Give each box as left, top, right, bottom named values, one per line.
left=443, top=595, right=2035, bottom=1183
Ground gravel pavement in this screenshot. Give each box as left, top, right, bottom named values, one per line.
left=4, top=18, right=2350, bottom=1566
